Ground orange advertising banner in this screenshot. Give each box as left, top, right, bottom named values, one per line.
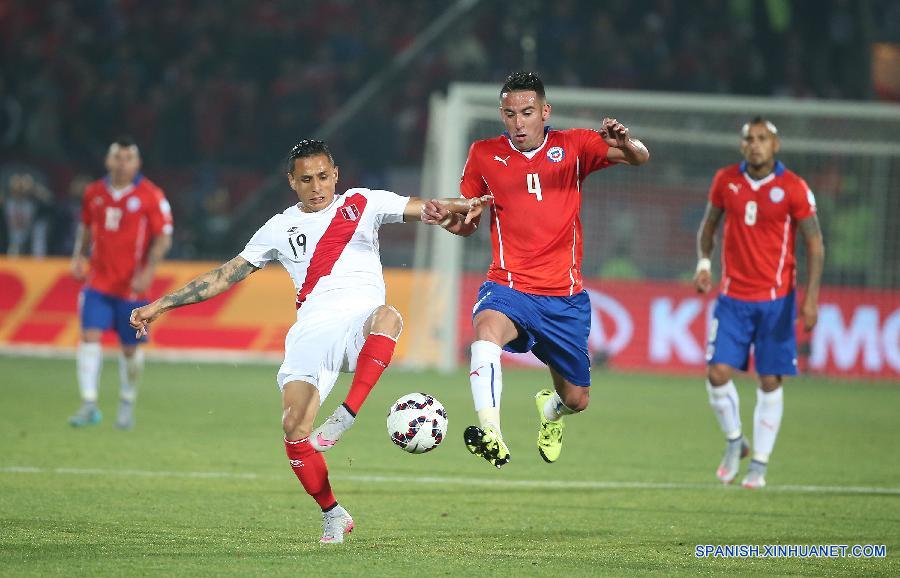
left=0, top=257, right=422, bottom=362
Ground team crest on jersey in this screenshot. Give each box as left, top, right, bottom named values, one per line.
left=126, top=196, right=142, bottom=212
left=546, top=146, right=565, bottom=163
left=769, top=187, right=785, bottom=203
left=340, top=204, right=360, bottom=221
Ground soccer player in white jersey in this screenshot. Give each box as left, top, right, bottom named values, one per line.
left=130, top=140, right=488, bottom=544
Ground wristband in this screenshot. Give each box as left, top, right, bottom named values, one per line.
left=696, top=258, right=712, bottom=274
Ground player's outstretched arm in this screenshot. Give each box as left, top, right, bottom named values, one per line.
left=599, top=118, right=650, bottom=166
left=129, top=255, right=259, bottom=337
left=799, top=215, right=825, bottom=331
left=404, top=195, right=493, bottom=237
left=694, top=203, right=724, bottom=293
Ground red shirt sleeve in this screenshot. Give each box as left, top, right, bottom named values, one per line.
left=81, top=184, right=94, bottom=226
left=708, top=169, right=726, bottom=209
left=146, top=187, right=174, bottom=236
left=574, top=129, right=611, bottom=174
left=459, top=143, right=487, bottom=199
left=789, top=176, right=817, bottom=221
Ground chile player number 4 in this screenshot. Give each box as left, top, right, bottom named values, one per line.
left=526, top=173, right=542, bottom=201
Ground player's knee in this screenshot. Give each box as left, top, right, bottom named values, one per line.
left=707, top=364, right=732, bottom=386
left=371, top=305, right=403, bottom=339
left=473, top=311, right=517, bottom=345
left=561, top=388, right=589, bottom=413
left=282, top=411, right=311, bottom=439
left=758, top=376, right=782, bottom=392
left=81, top=329, right=103, bottom=343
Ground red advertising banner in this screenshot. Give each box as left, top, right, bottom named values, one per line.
left=457, top=275, right=900, bottom=380
left=0, top=257, right=420, bottom=362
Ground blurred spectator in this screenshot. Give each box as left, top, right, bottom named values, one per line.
left=2, top=172, right=53, bottom=256
left=2, top=0, right=890, bottom=173
left=1, top=0, right=895, bottom=268
left=0, top=78, right=23, bottom=149
left=51, top=174, right=91, bottom=256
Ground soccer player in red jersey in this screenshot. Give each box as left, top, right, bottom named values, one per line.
left=68, top=138, right=173, bottom=430
left=693, top=118, right=825, bottom=488
left=422, top=72, right=649, bottom=467
left=130, top=140, right=487, bottom=543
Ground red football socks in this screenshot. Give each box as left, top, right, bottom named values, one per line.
left=284, top=437, right=336, bottom=510
left=343, top=333, right=396, bottom=415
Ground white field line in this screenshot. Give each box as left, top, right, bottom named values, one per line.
left=1, top=466, right=898, bottom=496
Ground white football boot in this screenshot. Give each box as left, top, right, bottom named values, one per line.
left=716, top=436, right=749, bottom=484
left=741, top=460, right=768, bottom=489
left=320, top=505, right=354, bottom=544
left=311, top=405, right=355, bottom=452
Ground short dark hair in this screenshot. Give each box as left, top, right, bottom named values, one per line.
left=286, top=139, right=335, bottom=174
left=113, top=135, right=137, bottom=148
left=500, top=72, right=546, bottom=100
left=108, top=135, right=140, bottom=156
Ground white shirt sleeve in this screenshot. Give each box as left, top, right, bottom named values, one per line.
left=238, top=216, right=280, bottom=268
left=366, top=189, right=410, bottom=226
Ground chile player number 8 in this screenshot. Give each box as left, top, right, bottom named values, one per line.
left=526, top=173, right=542, bottom=201
left=104, top=207, right=123, bottom=231
left=744, top=200, right=757, bottom=226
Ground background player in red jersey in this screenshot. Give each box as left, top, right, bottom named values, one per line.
left=68, top=138, right=173, bottom=429
left=693, top=118, right=825, bottom=488
left=423, top=72, right=649, bottom=468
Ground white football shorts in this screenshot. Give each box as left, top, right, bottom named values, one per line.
left=276, top=300, right=380, bottom=403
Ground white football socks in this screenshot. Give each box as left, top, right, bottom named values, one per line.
left=77, top=342, right=103, bottom=403
left=470, top=340, right=503, bottom=431
left=752, top=387, right=783, bottom=463
left=543, top=391, right=576, bottom=421
left=118, top=349, right=144, bottom=403
left=706, top=380, right=742, bottom=440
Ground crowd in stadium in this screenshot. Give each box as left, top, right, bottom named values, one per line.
left=0, top=0, right=895, bottom=258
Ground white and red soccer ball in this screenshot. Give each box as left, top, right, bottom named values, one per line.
left=387, top=393, right=448, bottom=454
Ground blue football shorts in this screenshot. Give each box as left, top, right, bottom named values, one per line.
left=80, top=286, right=148, bottom=345
left=707, top=291, right=797, bottom=376
left=472, top=281, right=592, bottom=386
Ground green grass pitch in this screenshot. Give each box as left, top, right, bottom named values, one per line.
left=1, top=355, right=898, bottom=576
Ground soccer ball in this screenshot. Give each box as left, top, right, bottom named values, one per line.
left=387, top=393, right=448, bottom=454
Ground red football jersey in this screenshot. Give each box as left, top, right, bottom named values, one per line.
left=81, top=175, right=173, bottom=299
left=460, top=128, right=612, bottom=295
left=709, top=161, right=816, bottom=301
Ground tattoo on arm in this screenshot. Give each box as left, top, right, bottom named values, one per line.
left=159, top=256, right=258, bottom=311
left=799, top=214, right=822, bottom=241
left=799, top=215, right=825, bottom=296
left=698, top=204, right=724, bottom=258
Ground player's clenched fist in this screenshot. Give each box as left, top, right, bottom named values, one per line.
left=694, top=269, right=713, bottom=294
left=421, top=194, right=493, bottom=226
left=599, top=117, right=630, bottom=148
left=129, top=304, right=161, bottom=338
left=420, top=200, right=448, bottom=225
